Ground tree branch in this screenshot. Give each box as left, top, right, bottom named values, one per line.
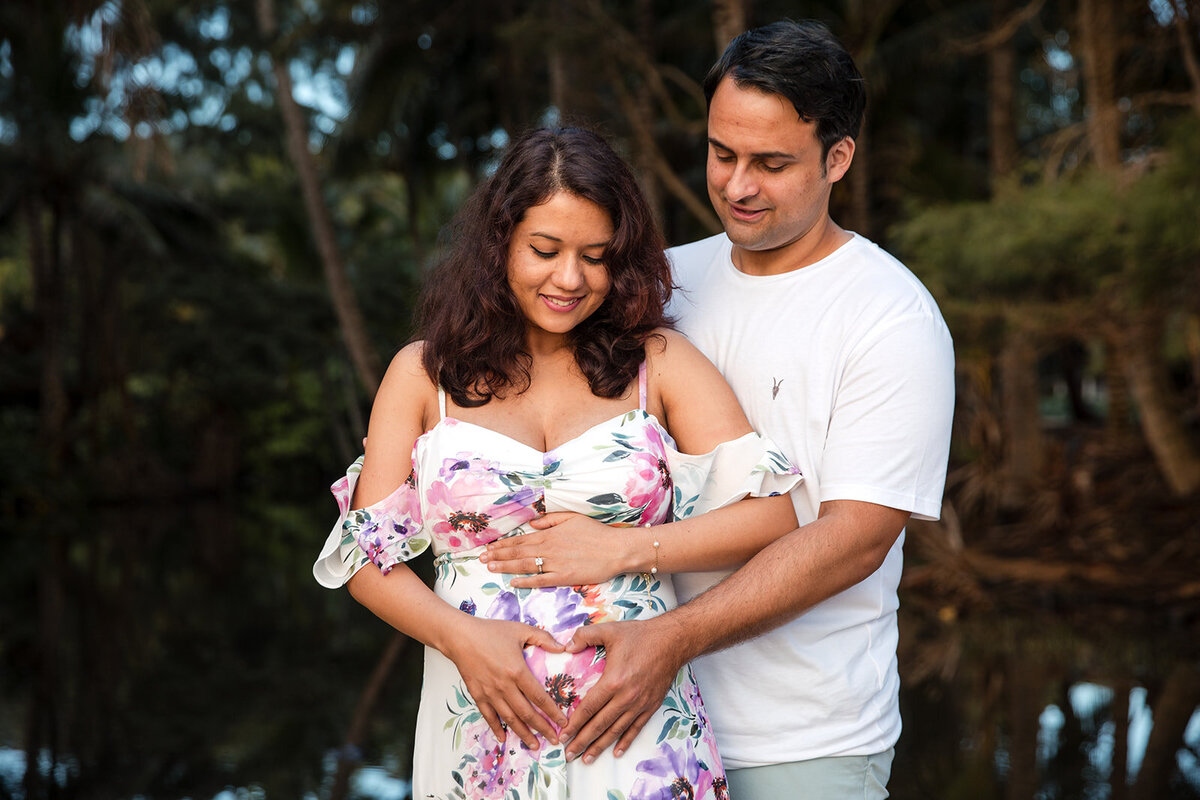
left=951, top=0, right=1046, bottom=54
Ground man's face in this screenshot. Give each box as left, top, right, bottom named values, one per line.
left=706, top=76, right=851, bottom=272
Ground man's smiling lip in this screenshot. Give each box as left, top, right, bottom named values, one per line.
left=728, top=203, right=767, bottom=221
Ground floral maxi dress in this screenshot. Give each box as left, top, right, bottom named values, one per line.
left=314, top=368, right=802, bottom=800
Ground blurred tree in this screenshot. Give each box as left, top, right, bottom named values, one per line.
left=2, top=1, right=1198, bottom=797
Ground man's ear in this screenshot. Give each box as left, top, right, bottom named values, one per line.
left=825, top=136, right=855, bottom=183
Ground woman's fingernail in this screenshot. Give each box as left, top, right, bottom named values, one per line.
left=583, top=754, right=595, bottom=765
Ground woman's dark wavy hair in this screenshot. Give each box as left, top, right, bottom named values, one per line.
left=418, top=126, right=673, bottom=408
left=704, top=19, right=866, bottom=164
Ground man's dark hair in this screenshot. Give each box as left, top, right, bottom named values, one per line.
left=703, top=19, right=867, bottom=159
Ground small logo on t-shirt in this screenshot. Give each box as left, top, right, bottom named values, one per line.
left=772, top=377, right=783, bottom=399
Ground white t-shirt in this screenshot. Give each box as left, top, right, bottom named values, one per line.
left=666, top=232, right=955, bottom=768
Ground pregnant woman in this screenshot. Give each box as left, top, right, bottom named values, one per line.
left=313, top=126, right=801, bottom=800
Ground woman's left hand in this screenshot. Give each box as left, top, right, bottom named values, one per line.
left=480, top=512, right=642, bottom=587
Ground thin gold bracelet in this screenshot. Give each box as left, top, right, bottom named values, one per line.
left=645, top=523, right=660, bottom=575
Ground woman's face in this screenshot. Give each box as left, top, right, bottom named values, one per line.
left=506, top=190, right=613, bottom=348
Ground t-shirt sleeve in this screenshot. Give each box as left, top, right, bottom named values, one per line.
left=818, top=312, right=955, bottom=521
left=312, top=454, right=428, bottom=588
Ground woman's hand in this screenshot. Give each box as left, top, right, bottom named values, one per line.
left=480, top=513, right=644, bottom=587
left=440, top=615, right=569, bottom=749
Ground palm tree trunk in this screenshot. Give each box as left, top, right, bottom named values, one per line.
left=1004, top=653, right=1042, bottom=800
left=329, top=634, right=410, bottom=800
left=1078, top=0, right=1121, bottom=170
left=1110, top=680, right=1130, bottom=800
left=1130, top=664, right=1200, bottom=800
left=1119, top=310, right=1200, bottom=494
left=256, top=0, right=382, bottom=397
left=988, top=0, right=1019, bottom=185
left=711, top=0, right=746, bottom=53
left=1171, top=0, right=1200, bottom=114
left=846, top=119, right=872, bottom=239
left=999, top=323, right=1044, bottom=508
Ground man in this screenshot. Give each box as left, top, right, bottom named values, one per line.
left=560, top=20, right=955, bottom=798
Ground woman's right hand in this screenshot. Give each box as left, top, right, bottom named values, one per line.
left=440, top=615, right=569, bottom=749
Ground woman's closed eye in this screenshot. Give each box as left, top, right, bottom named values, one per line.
left=530, top=245, right=605, bottom=265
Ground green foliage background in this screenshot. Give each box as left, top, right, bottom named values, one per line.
left=1, top=1, right=1198, bottom=798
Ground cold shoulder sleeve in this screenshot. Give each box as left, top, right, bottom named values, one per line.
left=312, top=455, right=428, bottom=588
left=666, top=432, right=802, bottom=520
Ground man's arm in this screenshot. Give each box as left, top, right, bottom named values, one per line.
left=559, top=498, right=909, bottom=762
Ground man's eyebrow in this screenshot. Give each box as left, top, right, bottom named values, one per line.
left=707, top=137, right=796, bottom=161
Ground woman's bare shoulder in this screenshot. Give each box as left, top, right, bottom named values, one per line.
left=375, top=341, right=438, bottom=426
left=644, top=327, right=713, bottom=374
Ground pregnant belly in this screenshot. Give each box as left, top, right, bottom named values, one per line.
left=434, top=562, right=675, bottom=715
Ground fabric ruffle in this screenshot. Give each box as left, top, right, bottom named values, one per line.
left=312, top=455, right=426, bottom=588
left=666, top=432, right=803, bottom=520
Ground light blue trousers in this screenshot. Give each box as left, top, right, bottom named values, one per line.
left=726, top=748, right=894, bottom=800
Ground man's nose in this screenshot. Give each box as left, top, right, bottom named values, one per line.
left=724, top=162, right=759, bottom=201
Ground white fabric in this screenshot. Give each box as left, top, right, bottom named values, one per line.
left=666, top=232, right=955, bottom=768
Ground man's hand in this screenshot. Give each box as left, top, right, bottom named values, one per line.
left=560, top=616, right=690, bottom=763
left=441, top=616, right=568, bottom=749
left=481, top=512, right=637, bottom=588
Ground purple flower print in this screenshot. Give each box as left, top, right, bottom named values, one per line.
left=482, top=587, right=591, bottom=637
left=455, top=719, right=535, bottom=800
left=459, top=598, right=477, bottom=615
left=631, top=739, right=716, bottom=800
left=484, top=590, right=521, bottom=623
left=683, top=680, right=710, bottom=733
left=520, top=586, right=592, bottom=639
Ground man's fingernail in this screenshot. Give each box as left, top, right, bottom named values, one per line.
left=565, top=750, right=576, bottom=761
left=614, top=747, right=624, bottom=758
left=583, top=754, right=595, bottom=765
left=561, top=734, right=573, bottom=745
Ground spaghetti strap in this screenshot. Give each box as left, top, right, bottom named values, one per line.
left=437, top=386, right=447, bottom=420
left=638, top=361, right=648, bottom=411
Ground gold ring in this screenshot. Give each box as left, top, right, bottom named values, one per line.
left=535, top=556, right=544, bottom=574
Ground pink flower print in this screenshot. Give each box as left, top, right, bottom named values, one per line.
left=623, top=423, right=673, bottom=526
left=624, top=450, right=672, bottom=526
left=524, top=645, right=606, bottom=716
left=425, top=479, right=497, bottom=550
left=631, top=739, right=717, bottom=800
left=426, top=456, right=541, bottom=550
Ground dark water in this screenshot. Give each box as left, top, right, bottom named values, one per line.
left=3, top=500, right=1198, bottom=800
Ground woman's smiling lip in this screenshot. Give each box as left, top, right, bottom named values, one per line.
left=540, top=294, right=584, bottom=311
